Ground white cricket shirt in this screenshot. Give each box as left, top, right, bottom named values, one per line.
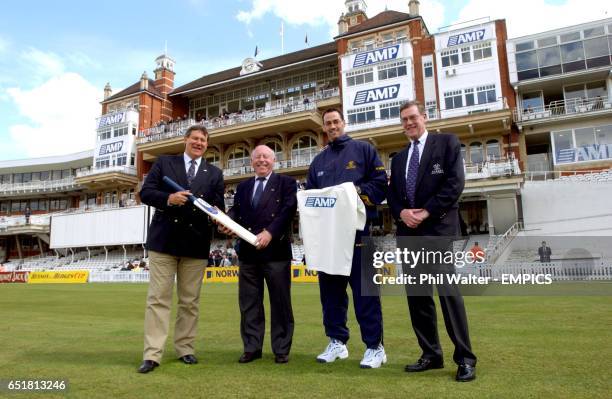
left=297, top=182, right=366, bottom=276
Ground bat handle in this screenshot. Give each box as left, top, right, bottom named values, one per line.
left=162, top=176, right=196, bottom=202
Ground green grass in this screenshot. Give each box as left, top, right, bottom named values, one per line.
left=1, top=283, right=611, bottom=398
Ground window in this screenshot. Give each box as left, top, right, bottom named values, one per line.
left=423, top=61, right=433, bottom=78
left=522, top=91, right=544, bottom=112
left=560, top=31, right=581, bottom=43
left=0, top=174, right=10, bottom=184
left=465, top=88, right=475, bottom=106
left=583, top=37, right=610, bottom=68
left=595, top=124, right=612, bottom=145
left=380, top=101, right=400, bottom=120
left=13, top=174, right=22, bottom=183
left=537, top=46, right=562, bottom=76
left=583, top=26, right=605, bottom=38
left=486, top=140, right=501, bottom=160
left=364, top=38, right=375, bottom=50
left=32, top=172, right=40, bottom=181
left=113, top=126, right=128, bottom=137
left=98, top=128, right=111, bottom=141
left=441, top=49, right=459, bottom=67
left=461, top=47, right=471, bottom=63
left=516, top=50, right=539, bottom=80
left=39, top=200, right=49, bottom=211
left=22, top=173, right=32, bottom=183
left=560, top=41, right=586, bottom=72
left=395, top=30, right=407, bottom=43
left=227, top=146, right=250, bottom=169
left=444, top=90, right=463, bottom=110
left=469, top=142, right=483, bottom=164
left=477, top=84, right=496, bottom=104
left=40, top=171, right=49, bottom=181
left=350, top=40, right=362, bottom=52
left=116, top=154, right=127, bottom=166
left=62, top=169, right=71, bottom=179
left=516, top=41, right=534, bottom=51
left=537, top=36, right=558, bottom=47
left=552, top=130, right=573, bottom=163
left=473, top=42, right=492, bottom=61
left=95, top=158, right=110, bottom=169
left=347, top=106, right=375, bottom=125
left=425, top=100, right=437, bottom=119
left=205, top=150, right=221, bottom=167
left=346, top=68, right=374, bottom=87
left=575, top=127, right=596, bottom=148
left=1, top=201, right=9, bottom=212
left=378, top=61, right=407, bottom=80
left=264, top=141, right=284, bottom=161
left=382, top=33, right=394, bottom=45
left=291, top=136, right=318, bottom=165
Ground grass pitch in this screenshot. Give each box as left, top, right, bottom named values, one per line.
left=1, top=283, right=611, bottom=398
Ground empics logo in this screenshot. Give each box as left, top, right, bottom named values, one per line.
left=353, top=45, right=400, bottom=67
left=99, top=141, right=123, bottom=156
left=353, top=84, right=400, bottom=106
left=447, top=29, right=485, bottom=47
left=305, top=197, right=337, bottom=208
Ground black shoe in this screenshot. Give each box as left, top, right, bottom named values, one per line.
left=178, top=354, right=198, bottom=365
left=137, top=360, right=159, bottom=374
left=238, top=350, right=262, bottom=363
left=456, top=364, right=476, bottom=382
left=275, top=354, right=289, bottom=364
left=404, top=357, right=444, bottom=372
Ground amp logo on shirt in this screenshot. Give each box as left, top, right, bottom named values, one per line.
left=305, top=197, right=337, bottom=208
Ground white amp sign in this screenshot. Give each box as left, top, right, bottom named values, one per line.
left=97, top=111, right=127, bottom=129
left=341, top=43, right=412, bottom=71
left=556, top=144, right=612, bottom=164
left=435, top=23, right=495, bottom=50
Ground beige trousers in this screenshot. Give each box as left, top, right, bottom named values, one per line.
left=143, top=250, right=206, bottom=363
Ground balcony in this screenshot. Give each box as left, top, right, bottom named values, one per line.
left=221, top=154, right=317, bottom=183
left=74, top=166, right=138, bottom=189
left=464, top=158, right=521, bottom=180
left=0, top=178, right=81, bottom=197
left=137, top=89, right=339, bottom=149
left=462, top=158, right=523, bottom=196
left=514, top=96, right=612, bottom=126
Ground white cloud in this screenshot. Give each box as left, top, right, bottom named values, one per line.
left=236, top=0, right=446, bottom=38
left=455, top=0, right=612, bottom=38
left=0, top=36, right=9, bottom=53
left=20, top=47, right=65, bottom=79
left=6, top=72, right=101, bottom=158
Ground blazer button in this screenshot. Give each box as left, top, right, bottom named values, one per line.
left=276, top=199, right=280, bottom=203
left=174, top=219, right=178, bottom=223
left=189, top=223, right=193, bottom=227
left=248, top=227, right=252, bottom=231
left=271, top=213, right=275, bottom=217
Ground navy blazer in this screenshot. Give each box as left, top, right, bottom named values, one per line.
left=387, top=133, right=465, bottom=236
left=228, top=172, right=297, bottom=263
left=140, top=154, right=225, bottom=259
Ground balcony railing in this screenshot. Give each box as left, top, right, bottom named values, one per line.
left=345, top=39, right=409, bottom=55
left=222, top=155, right=318, bottom=177
left=76, top=166, right=137, bottom=178
left=464, top=158, right=521, bottom=180
left=137, top=89, right=340, bottom=145
left=514, top=96, right=612, bottom=123
left=0, top=177, right=79, bottom=195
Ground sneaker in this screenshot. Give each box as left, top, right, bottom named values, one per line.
left=359, top=344, right=387, bottom=369
left=316, top=339, right=349, bottom=363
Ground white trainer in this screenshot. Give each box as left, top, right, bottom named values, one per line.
left=359, top=344, right=387, bottom=369
left=316, top=339, right=349, bottom=363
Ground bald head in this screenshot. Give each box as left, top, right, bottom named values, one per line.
left=251, top=145, right=276, bottom=177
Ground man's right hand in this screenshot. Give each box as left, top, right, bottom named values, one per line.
left=167, top=191, right=191, bottom=206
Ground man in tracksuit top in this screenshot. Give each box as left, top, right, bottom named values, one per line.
left=306, top=108, right=388, bottom=368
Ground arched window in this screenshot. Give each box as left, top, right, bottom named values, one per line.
left=291, top=136, right=318, bottom=166
left=486, top=139, right=501, bottom=160
left=205, top=149, right=221, bottom=168
left=469, top=142, right=483, bottom=164
left=227, top=145, right=250, bottom=170
left=263, top=140, right=284, bottom=161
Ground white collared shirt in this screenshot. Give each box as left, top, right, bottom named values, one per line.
left=252, top=172, right=273, bottom=201
left=184, top=153, right=202, bottom=175
left=405, top=130, right=429, bottom=179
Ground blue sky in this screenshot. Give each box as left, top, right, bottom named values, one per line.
left=0, top=0, right=609, bottom=161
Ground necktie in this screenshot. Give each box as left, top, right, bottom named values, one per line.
left=405, top=141, right=420, bottom=208
left=187, top=159, right=196, bottom=187
left=251, top=177, right=266, bottom=208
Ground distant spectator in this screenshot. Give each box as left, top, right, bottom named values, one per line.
left=25, top=207, right=31, bottom=225
left=469, top=242, right=485, bottom=261
left=538, top=241, right=552, bottom=263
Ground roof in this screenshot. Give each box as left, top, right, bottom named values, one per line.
left=0, top=150, right=94, bottom=172
left=102, top=79, right=164, bottom=103
left=171, top=41, right=338, bottom=96
left=336, top=10, right=419, bottom=38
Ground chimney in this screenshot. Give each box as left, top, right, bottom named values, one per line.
left=409, top=0, right=420, bottom=16
left=140, top=72, right=148, bottom=90
left=338, top=13, right=349, bottom=35
left=103, top=82, right=112, bottom=100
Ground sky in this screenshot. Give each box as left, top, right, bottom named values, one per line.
left=0, top=0, right=610, bottom=161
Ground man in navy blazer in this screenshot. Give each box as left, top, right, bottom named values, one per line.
left=221, top=145, right=297, bottom=364
left=138, top=125, right=224, bottom=373
left=387, top=101, right=477, bottom=382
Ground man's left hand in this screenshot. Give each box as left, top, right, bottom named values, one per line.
left=255, top=229, right=272, bottom=250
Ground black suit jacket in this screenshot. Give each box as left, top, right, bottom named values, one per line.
left=228, top=172, right=297, bottom=263
left=140, top=154, right=225, bottom=259
left=387, top=133, right=465, bottom=236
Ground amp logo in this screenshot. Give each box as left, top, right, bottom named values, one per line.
left=99, top=141, right=123, bottom=156
left=354, top=84, right=400, bottom=106
left=353, top=45, right=399, bottom=68
left=305, top=197, right=337, bottom=208
left=447, top=29, right=485, bottom=47
left=98, top=112, right=126, bottom=128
